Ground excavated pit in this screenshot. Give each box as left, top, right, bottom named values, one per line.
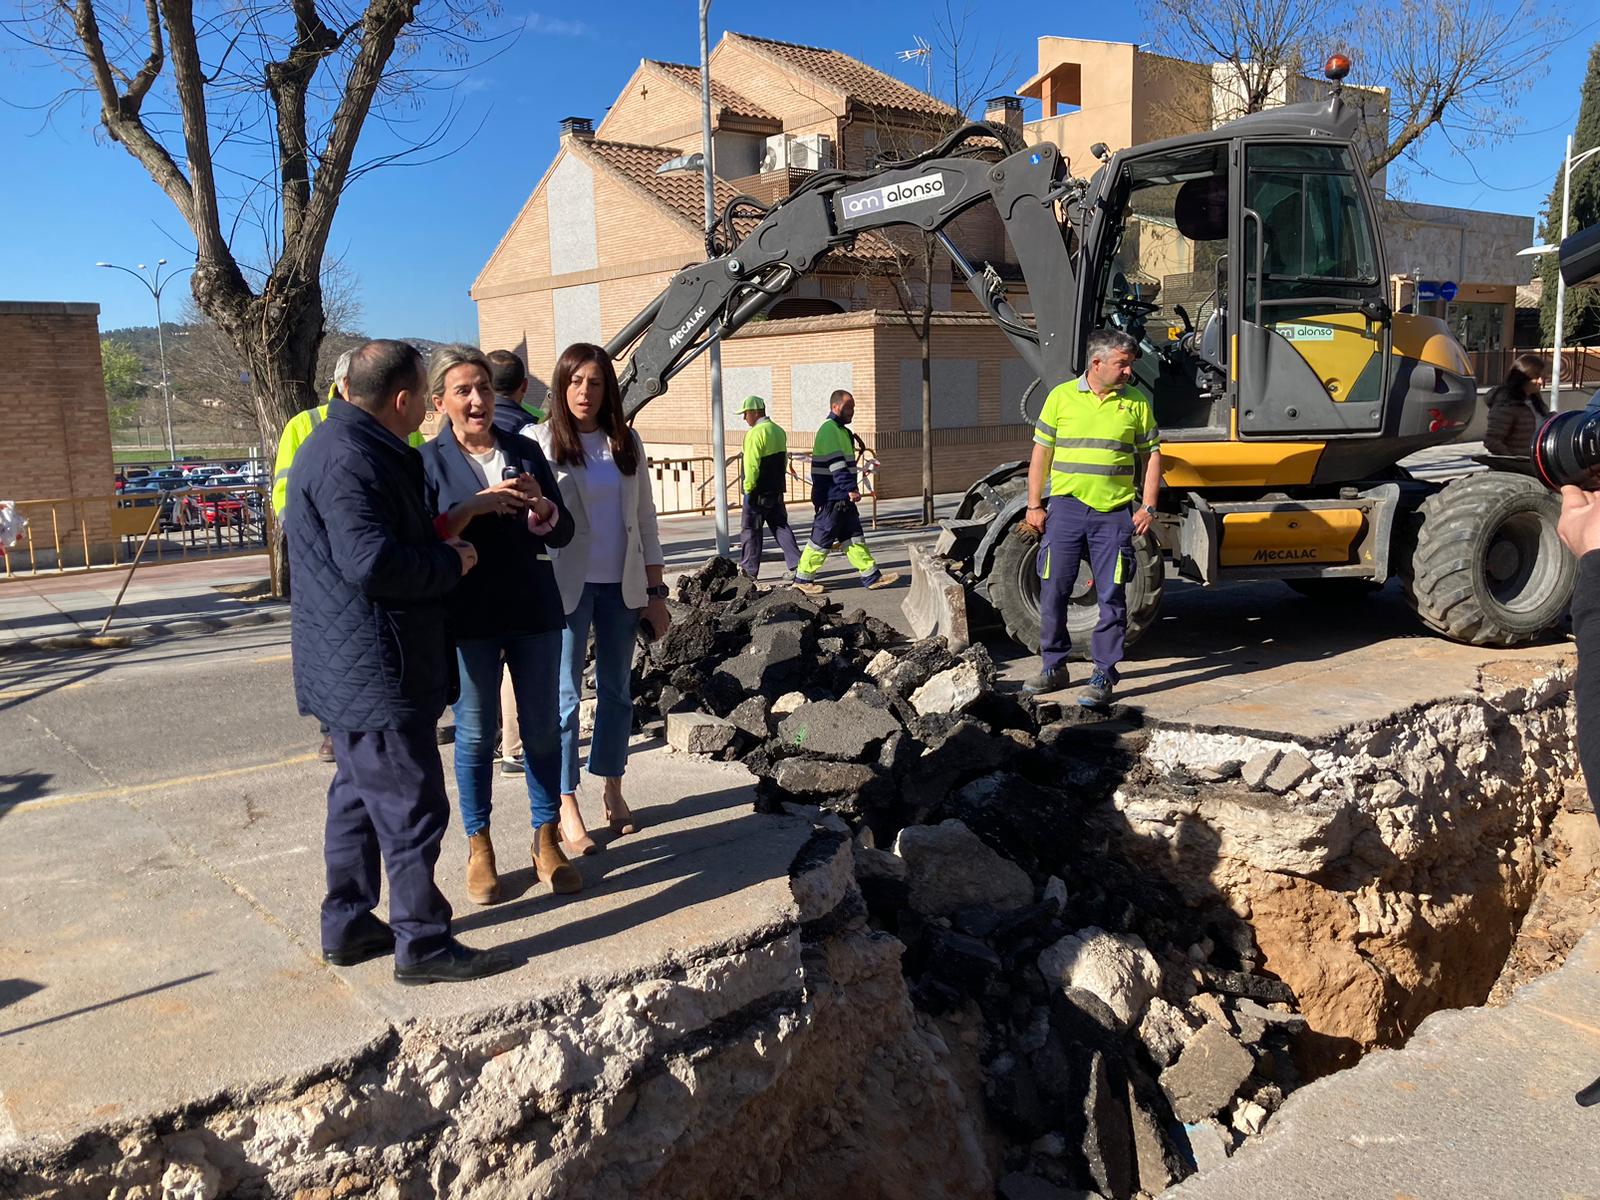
left=4, top=558, right=1590, bottom=1200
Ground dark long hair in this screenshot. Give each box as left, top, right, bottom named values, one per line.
left=1494, top=353, right=1548, bottom=404
left=546, top=343, right=638, bottom=475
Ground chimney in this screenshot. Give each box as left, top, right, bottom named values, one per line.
left=559, top=115, right=594, bottom=141
left=984, top=95, right=1024, bottom=140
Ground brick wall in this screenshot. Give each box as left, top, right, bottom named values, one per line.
left=0, top=302, right=115, bottom=565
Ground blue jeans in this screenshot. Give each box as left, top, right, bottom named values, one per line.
left=453, top=631, right=561, bottom=836
left=559, top=582, right=639, bottom=793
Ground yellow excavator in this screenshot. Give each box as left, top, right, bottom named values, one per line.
left=605, top=58, right=1574, bottom=654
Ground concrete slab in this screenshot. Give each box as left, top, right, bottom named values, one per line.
left=0, top=668, right=810, bottom=1157
left=1001, top=578, right=1572, bottom=741
left=1164, top=929, right=1600, bottom=1200
left=0, top=796, right=383, bottom=1147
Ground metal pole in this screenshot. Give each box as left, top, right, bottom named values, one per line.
left=1553, top=134, right=1573, bottom=412
left=153, top=276, right=176, bottom=462
left=1550, top=141, right=1600, bottom=412
left=700, top=0, right=730, bottom=558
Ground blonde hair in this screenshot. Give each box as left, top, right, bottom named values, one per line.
left=427, top=343, right=492, bottom=399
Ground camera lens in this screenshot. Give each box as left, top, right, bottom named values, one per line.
left=1533, top=410, right=1600, bottom=490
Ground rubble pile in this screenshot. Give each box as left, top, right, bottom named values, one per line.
left=643, top=560, right=1315, bottom=1198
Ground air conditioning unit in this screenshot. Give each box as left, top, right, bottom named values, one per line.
left=792, top=134, right=835, bottom=171
left=762, top=134, right=791, bottom=173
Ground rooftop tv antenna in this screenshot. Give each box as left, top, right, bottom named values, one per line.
left=898, top=34, right=933, bottom=94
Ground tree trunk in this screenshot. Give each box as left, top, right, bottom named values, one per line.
left=199, top=273, right=326, bottom=598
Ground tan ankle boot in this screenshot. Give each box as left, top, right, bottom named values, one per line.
left=466, top=832, right=500, bottom=905
left=532, top=822, right=582, bottom=895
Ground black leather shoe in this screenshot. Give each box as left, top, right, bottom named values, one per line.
left=322, top=916, right=395, bottom=966
left=394, top=938, right=516, bottom=986
left=1577, top=1074, right=1600, bottom=1106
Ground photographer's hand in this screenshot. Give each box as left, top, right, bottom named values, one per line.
left=1559, top=486, right=1600, bottom=557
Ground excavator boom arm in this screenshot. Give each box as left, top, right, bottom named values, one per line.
left=606, top=125, right=1084, bottom=420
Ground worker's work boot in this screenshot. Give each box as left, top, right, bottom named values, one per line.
left=1022, top=664, right=1071, bottom=696
left=466, top=832, right=500, bottom=905
left=791, top=580, right=825, bottom=596
left=1077, top=670, right=1115, bottom=709
left=865, top=571, right=902, bottom=590
left=533, top=823, right=582, bottom=895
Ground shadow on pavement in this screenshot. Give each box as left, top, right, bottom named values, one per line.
left=0, top=972, right=213, bottom=1038
left=451, top=783, right=782, bottom=964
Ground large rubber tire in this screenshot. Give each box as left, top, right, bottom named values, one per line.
left=986, top=519, right=1165, bottom=657
left=1402, top=471, right=1576, bottom=646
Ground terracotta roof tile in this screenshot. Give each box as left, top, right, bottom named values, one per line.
left=729, top=32, right=957, bottom=117
left=579, top=137, right=896, bottom=261
left=646, top=60, right=775, bottom=122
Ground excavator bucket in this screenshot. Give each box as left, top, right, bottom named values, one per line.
left=903, top=543, right=972, bottom=651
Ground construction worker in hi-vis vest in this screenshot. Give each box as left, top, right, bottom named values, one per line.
left=792, top=389, right=899, bottom=596
left=737, top=395, right=802, bottom=580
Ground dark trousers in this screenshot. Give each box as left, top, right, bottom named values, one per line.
left=323, top=723, right=454, bottom=967
left=1038, top=495, right=1135, bottom=680
left=739, top=493, right=801, bottom=577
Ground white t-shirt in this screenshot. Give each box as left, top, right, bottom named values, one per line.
left=579, top=427, right=628, bottom=585
left=463, top=443, right=508, bottom=489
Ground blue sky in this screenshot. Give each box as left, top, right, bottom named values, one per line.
left=2, top=0, right=1596, bottom=341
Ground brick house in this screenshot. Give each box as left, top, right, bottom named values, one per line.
left=471, top=33, right=1038, bottom=501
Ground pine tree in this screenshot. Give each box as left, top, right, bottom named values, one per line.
left=1540, top=41, right=1600, bottom=349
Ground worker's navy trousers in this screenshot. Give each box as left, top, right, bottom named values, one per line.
left=1038, top=495, right=1135, bottom=681
left=323, top=724, right=453, bottom=968
left=739, top=492, right=801, bottom=578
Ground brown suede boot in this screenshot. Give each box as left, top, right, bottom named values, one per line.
left=532, top=822, right=582, bottom=895
left=466, top=832, right=500, bottom=905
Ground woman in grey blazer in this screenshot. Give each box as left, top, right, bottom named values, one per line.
left=534, top=344, right=670, bottom=853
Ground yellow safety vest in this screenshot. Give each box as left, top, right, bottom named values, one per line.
left=272, top=402, right=424, bottom=516
left=1033, top=377, right=1160, bottom=511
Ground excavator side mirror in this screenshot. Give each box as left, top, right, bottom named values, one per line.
left=1174, top=304, right=1194, bottom=334
left=1359, top=298, right=1392, bottom=327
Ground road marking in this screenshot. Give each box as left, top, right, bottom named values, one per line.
left=0, top=681, right=90, bottom=701
left=1, top=753, right=319, bottom=815
left=251, top=653, right=293, bottom=664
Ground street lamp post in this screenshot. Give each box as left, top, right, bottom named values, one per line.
left=1552, top=137, right=1600, bottom=412
left=699, top=0, right=730, bottom=559
left=96, top=258, right=191, bottom=462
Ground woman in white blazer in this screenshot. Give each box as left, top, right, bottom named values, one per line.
left=534, top=344, right=670, bottom=854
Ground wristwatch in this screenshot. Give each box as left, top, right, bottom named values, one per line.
left=646, top=584, right=670, bottom=600
left=1140, top=503, right=1158, bottom=516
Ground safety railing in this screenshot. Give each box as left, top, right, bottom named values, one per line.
left=648, top=447, right=882, bottom=522
left=0, top=487, right=275, bottom=579
left=1470, top=347, right=1598, bottom=391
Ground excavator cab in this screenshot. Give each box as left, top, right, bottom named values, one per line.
left=1078, top=124, right=1414, bottom=453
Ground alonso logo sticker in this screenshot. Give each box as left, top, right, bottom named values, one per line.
left=840, top=173, right=947, bottom=220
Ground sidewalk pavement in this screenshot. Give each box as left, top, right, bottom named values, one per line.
left=0, top=556, right=286, bottom=653
left=0, top=492, right=966, bottom=654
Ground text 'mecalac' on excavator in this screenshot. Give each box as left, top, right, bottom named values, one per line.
left=605, top=55, right=1575, bottom=656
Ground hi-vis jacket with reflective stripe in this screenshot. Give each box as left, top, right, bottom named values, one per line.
left=1034, top=377, right=1160, bottom=512
left=272, top=404, right=330, bottom=516
left=809, top=414, right=857, bottom=505
left=742, top=416, right=788, bottom=495
left=272, top=404, right=425, bottom=516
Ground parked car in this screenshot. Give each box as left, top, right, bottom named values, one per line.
left=195, top=492, right=246, bottom=527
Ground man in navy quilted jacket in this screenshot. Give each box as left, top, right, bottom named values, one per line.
left=287, top=339, right=514, bottom=985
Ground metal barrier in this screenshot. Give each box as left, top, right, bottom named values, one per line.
left=0, top=487, right=275, bottom=579
left=1470, top=348, right=1598, bottom=391
left=648, top=447, right=881, bottom=526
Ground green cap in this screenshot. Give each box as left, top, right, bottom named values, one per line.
left=739, top=395, right=766, bottom=414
